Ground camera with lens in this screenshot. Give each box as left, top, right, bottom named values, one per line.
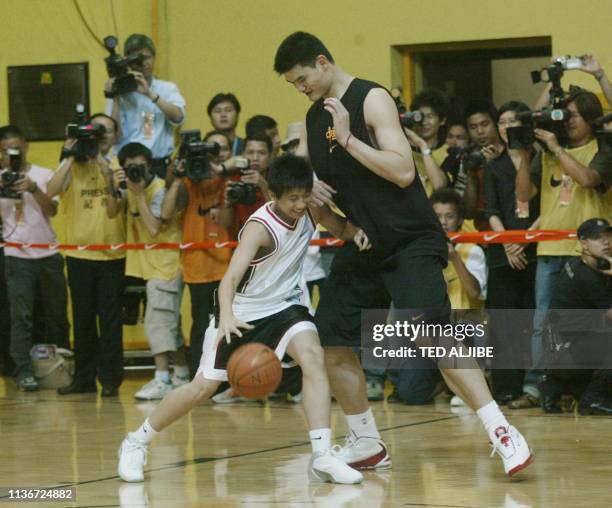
left=399, top=110, right=424, bottom=129
left=63, top=104, right=106, bottom=163
left=0, top=148, right=23, bottom=199
left=119, top=163, right=146, bottom=190
left=176, top=130, right=220, bottom=182
left=103, top=36, right=145, bottom=98
left=446, top=145, right=486, bottom=172
left=226, top=179, right=258, bottom=207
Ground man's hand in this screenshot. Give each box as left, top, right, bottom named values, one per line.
left=11, top=176, right=37, bottom=194
left=323, top=98, right=351, bottom=147
left=504, top=243, right=528, bottom=270
left=308, top=180, right=336, bottom=208
left=599, top=255, right=612, bottom=276
left=104, top=78, right=116, bottom=95
left=354, top=228, right=371, bottom=251
left=241, top=169, right=265, bottom=188
left=481, top=144, right=503, bottom=162
left=215, top=313, right=254, bottom=345
left=447, top=241, right=458, bottom=260
left=534, top=129, right=561, bottom=153
left=580, top=54, right=603, bottom=76
left=113, top=169, right=127, bottom=191
left=403, top=128, right=428, bottom=152
left=131, top=71, right=151, bottom=96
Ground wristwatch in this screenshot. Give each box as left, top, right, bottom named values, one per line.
left=422, top=148, right=432, bottom=156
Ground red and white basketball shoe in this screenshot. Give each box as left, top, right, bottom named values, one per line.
left=490, top=425, right=534, bottom=477
left=333, top=430, right=392, bottom=470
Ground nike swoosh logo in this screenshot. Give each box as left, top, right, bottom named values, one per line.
left=215, top=242, right=232, bottom=249
left=483, top=233, right=501, bottom=241
left=524, top=233, right=540, bottom=240
left=144, top=244, right=158, bottom=250
left=179, top=243, right=194, bottom=250
left=312, top=437, right=322, bottom=440
left=77, top=245, right=88, bottom=251
left=110, top=244, right=124, bottom=250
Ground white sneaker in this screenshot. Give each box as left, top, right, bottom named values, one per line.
left=172, top=374, right=190, bottom=388
left=118, top=435, right=148, bottom=482
left=309, top=450, right=363, bottom=484
left=134, top=378, right=173, bottom=400
left=490, top=425, right=534, bottom=477
left=212, top=387, right=248, bottom=404
left=332, top=431, right=391, bottom=470
left=450, top=395, right=467, bottom=406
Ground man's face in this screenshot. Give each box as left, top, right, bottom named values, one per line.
left=415, top=106, right=444, bottom=142
left=210, top=101, right=239, bottom=132
left=265, top=127, right=281, bottom=155
left=582, top=233, right=611, bottom=259
left=128, top=48, right=155, bottom=80
left=244, top=141, right=271, bottom=172
left=445, top=124, right=469, bottom=148
left=497, top=110, right=522, bottom=146
left=206, top=134, right=231, bottom=163
left=467, top=112, right=499, bottom=147
left=433, top=202, right=461, bottom=233
left=274, top=187, right=311, bottom=222
left=91, top=116, right=117, bottom=155
left=566, top=101, right=593, bottom=144
left=283, top=60, right=331, bottom=102
left=0, top=136, right=27, bottom=171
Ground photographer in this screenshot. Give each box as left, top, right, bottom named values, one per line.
left=49, top=113, right=127, bottom=397
left=161, top=132, right=234, bottom=377
left=0, top=125, right=69, bottom=391
left=463, top=99, right=505, bottom=230
left=245, top=115, right=282, bottom=156
left=403, top=89, right=450, bottom=196
left=484, top=101, right=541, bottom=407
left=223, top=133, right=274, bottom=228
left=207, top=93, right=244, bottom=155
left=106, top=34, right=186, bottom=179
left=107, top=143, right=189, bottom=399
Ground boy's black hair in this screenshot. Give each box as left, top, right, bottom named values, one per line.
left=410, top=89, right=450, bottom=121
left=124, top=33, right=156, bottom=56
left=274, top=31, right=334, bottom=74
left=0, top=125, right=25, bottom=141
left=267, top=154, right=313, bottom=197
left=118, top=142, right=153, bottom=167
left=245, top=133, right=273, bottom=154
left=246, top=115, right=277, bottom=138
left=430, top=188, right=465, bottom=219
left=567, top=89, right=603, bottom=129
left=207, top=93, right=241, bottom=116
left=464, top=99, right=499, bottom=124
left=497, top=100, right=531, bottom=119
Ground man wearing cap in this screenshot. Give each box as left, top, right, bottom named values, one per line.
left=106, top=33, right=186, bottom=179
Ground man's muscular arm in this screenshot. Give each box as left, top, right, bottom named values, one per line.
left=324, top=89, right=415, bottom=188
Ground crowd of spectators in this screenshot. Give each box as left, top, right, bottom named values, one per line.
left=0, top=36, right=610, bottom=413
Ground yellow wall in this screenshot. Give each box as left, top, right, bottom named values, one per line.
left=2, top=0, right=612, bottom=345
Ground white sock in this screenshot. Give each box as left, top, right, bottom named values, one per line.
left=131, top=418, right=158, bottom=444
left=346, top=408, right=381, bottom=439
left=155, top=370, right=171, bottom=383
left=174, top=365, right=189, bottom=378
left=309, top=428, right=332, bottom=454
left=476, top=400, right=510, bottom=441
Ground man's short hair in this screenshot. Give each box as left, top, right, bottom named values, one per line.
left=464, top=99, right=498, bottom=124
left=274, top=31, right=334, bottom=74
left=410, top=89, right=450, bottom=120
left=430, top=188, right=464, bottom=218
left=567, top=90, right=603, bottom=128
left=267, top=154, right=313, bottom=197
left=0, top=125, right=25, bottom=141
left=207, top=93, right=241, bottom=116
left=498, top=101, right=531, bottom=120
left=245, top=115, right=277, bottom=138
left=118, top=142, right=153, bottom=167
left=89, top=113, right=118, bottom=134
left=204, top=130, right=231, bottom=145
left=245, top=133, right=273, bottom=154
left=124, top=33, right=156, bottom=56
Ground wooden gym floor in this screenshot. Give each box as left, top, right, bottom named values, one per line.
left=1, top=372, right=610, bottom=508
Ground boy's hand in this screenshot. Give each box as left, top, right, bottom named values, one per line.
left=216, top=314, right=254, bottom=345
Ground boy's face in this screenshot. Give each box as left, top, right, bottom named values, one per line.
left=433, top=202, right=461, bottom=233
left=273, top=187, right=311, bottom=222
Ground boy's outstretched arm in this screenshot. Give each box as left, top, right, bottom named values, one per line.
left=309, top=204, right=371, bottom=251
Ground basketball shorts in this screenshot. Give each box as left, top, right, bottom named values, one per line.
left=198, top=304, right=316, bottom=381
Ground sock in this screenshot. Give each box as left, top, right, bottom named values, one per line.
left=477, top=400, right=510, bottom=442
left=131, top=418, right=158, bottom=444
left=346, top=408, right=381, bottom=439
left=174, top=365, right=189, bottom=378
left=155, top=370, right=171, bottom=383
left=309, top=428, right=332, bottom=454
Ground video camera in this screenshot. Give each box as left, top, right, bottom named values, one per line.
left=63, top=104, right=105, bottom=163
left=225, top=156, right=256, bottom=206
left=0, top=148, right=23, bottom=199
left=176, top=130, right=220, bottom=182
left=389, top=87, right=425, bottom=129
left=445, top=145, right=486, bottom=172
left=103, top=36, right=144, bottom=98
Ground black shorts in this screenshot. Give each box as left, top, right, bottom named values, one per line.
left=198, top=304, right=316, bottom=381
left=315, top=246, right=450, bottom=347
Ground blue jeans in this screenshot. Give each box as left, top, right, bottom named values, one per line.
left=525, top=255, right=575, bottom=396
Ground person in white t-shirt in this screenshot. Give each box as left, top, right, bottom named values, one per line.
left=0, top=125, right=69, bottom=391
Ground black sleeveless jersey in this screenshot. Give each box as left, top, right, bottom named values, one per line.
left=306, top=78, right=447, bottom=262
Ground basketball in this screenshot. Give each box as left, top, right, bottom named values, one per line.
left=227, top=343, right=282, bottom=399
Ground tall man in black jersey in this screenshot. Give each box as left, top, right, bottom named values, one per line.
left=274, top=32, right=533, bottom=477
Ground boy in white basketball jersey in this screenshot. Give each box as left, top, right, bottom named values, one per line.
left=118, top=154, right=370, bottom=484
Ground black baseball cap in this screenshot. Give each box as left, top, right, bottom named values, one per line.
left=577, top=218, right=612, bottom=240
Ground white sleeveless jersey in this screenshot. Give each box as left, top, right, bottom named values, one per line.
left=233, top=202, right=316, bottom=322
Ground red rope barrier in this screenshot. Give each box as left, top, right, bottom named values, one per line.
left=0, top=229, right=577, bottom=251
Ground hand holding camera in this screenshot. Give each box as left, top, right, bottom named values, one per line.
left=533, top=129, right=561, bottom=153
